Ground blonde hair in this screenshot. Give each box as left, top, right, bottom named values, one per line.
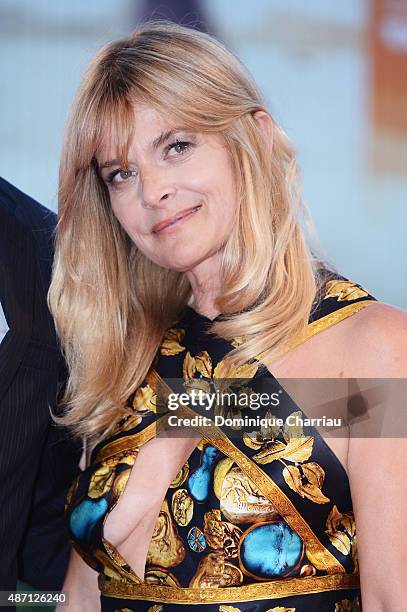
left=49, top=20, right=331, bottom=446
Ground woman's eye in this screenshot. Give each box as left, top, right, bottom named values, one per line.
left=167, top=140, right=191, bottom=156
left=106, top=169, right=137, bottom=184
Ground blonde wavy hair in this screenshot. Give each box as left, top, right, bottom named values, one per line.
left=49, top=20, right=332, bottom=446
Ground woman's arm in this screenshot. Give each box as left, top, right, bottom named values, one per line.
left=56, top=547, right=100, bottom=612
left=346, top=303, right=407, bottom=611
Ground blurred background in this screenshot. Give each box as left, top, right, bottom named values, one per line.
left=1, top=0, right=406, bottom=307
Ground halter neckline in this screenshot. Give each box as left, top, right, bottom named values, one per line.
left=184, top=304, right=224, bottom=324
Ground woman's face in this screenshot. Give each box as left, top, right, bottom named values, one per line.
left=97, top=105, right=237, bottom=273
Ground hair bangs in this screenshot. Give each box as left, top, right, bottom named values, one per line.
left=91, top=93, right=135, bottom=174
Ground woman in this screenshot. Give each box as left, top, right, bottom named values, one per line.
left=50, top=20, right=407, bottom=611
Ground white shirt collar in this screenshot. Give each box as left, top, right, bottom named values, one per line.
left=0, top=301, right=10, bottom=343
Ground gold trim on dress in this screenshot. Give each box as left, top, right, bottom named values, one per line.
left=260, top=300, right=377, bottom=361
left=99, top=573, right=360, bottom=604
left=95, top=413, right=174, bottom=463
left=301, top=300, right=377, bottom=343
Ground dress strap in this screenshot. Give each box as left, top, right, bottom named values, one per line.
left=267, top=275, right=377, bottom=360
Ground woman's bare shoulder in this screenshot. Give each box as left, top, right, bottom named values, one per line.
left=342, top=302, right=407, bottom=377
left=262, top=301, right=407, bottom=379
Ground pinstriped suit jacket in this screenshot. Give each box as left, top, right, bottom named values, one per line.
left=0, top=177, right=81, bottom=602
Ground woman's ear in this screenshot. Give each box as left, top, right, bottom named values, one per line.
left=252, top=110, right=273, bottom=153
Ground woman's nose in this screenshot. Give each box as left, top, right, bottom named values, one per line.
left=140, top=166, right=176, bottom=209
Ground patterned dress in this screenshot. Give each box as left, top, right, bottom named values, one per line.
left=65, top=273, right=377, bottom=611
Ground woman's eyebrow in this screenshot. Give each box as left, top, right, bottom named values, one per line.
left=150, top=127, right=196, bottom=151
left=151, top=128, right=197, bottom=150
left=98, top=129, right=191, bottom=169
left=98, top=159, right=119, bottom=171
left=151, top=129, right=180, bottom=150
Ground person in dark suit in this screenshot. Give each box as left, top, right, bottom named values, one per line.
left=0, top=177, right=81, bottom=606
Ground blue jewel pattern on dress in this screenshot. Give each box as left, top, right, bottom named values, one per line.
left=187, top=526, right=207, bottom=552
left=188, top=445, right=218, bottom=502
left=69, top=498, right=108, bottom=544
left=240, top=520, right=303, bottom=579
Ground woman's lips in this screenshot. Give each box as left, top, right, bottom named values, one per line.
left=152, top=204, right=202, bottom=234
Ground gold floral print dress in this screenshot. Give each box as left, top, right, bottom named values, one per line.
left=65, top=273, right=377, bottom=611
